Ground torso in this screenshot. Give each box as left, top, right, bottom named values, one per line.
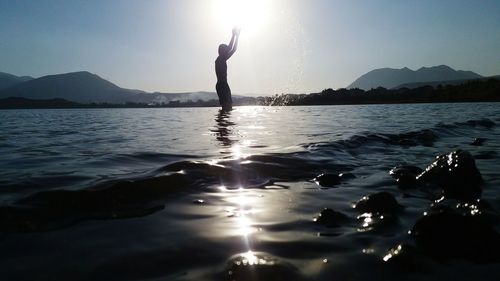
left=215, top=56, right=227, bottom=83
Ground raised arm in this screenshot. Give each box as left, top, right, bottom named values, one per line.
left=228, top=33, right=236, bottom=50
left=226, top=27, right=240, bottom=59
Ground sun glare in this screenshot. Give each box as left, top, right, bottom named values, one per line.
left=212, top=0, right=271, bottom=34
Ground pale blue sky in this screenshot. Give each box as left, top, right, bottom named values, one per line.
left=0, top=0, right=499, bottom=95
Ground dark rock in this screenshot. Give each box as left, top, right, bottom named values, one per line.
left=383, top=244, right=429, bottom=271
left=222, top=252, right=303, bottom=281
left=357, top=212, right=397, bottom=231
left=313, top=208, right=348, bottom=227
left=396, top=174, right=418, bottom=189
left=471, top=137, right=486, bottom=146
left=417, top=150, right=483, bottom=201
left=390, top=166, right=423, bottom=178
left=410, top=210, right=500, bottom=262
left=455, top=202, right=483, bottom=216
left=389, top=165, right=423, bottom=189
left=313, top=173, right=342, bottom=188
left=353, top=192, right=403, bottom=214
left=383, top=244, right=413, bottom=262
left=431, top=198, right=499, bottom=225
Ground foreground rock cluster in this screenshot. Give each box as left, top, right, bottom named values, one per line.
left=313, top=149, right=500, bottom=267
left=220, top=149, right=499, bottom=280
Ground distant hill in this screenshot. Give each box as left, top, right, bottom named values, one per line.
left=0, top=71, right=146, bottom=103
left=0, top=72, right=33, bottom=90
left=0, top=71, right=225, bottom=104
left=348, top=65, right=483, bottom=90
left=262, top=77, right=500, bottom=106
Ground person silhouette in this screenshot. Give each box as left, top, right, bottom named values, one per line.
left=215, top=27, right=240, bottom=111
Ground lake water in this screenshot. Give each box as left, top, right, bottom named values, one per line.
left=1, top=103, right=499, bottom=280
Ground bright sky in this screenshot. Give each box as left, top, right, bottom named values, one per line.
left=0, top=0, right=499, bottom=95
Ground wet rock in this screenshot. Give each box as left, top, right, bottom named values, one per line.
left=383, top=244, right=429, bottom=271
left=389, top=165, right=423, bottom=189
left=222, top=252, right=303, bottom=281
left=313, top=173, right=341, bottom=188
left=390, top=166, right=423, bottom=179
left=455, top=202, right=483, bottom=216
left=410, top=210, right=500, bottom=262
left=313, top=208, right=348, bottom=227
left=353, top=192, right=403, bottom=214
left=462, top=199, right=495, bottom=213
left=471, top=137, right=486, bottom=146
left=417, top=150, right=483, bottom=201
left=356, top=212, right=397, bottom=232
left=431, top=198, right=499, bottom=225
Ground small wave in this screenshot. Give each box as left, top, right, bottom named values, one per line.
left=306, top=118, right=496, bottom=152
left=0, top=152, right=352, bottom=233
left=454, top=118, right=496, bottom=129
left=306, top=129, right=439, bottom=153
left=104, top=152, right=200, bottom=164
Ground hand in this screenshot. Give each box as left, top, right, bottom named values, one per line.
left=232, top=26, right=241, bottom=36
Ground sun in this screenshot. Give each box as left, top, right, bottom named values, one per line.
left=212, top=0, right=271, bottom=35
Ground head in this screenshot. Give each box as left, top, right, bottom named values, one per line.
left=218, top=44, right=229, bottom=56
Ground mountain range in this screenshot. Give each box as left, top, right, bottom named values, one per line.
left=0, top=65, right=492, bottom=104
left=347, top=65, right=483, bottom=90
left=0, top=72, right=33, bottom=90
left=0, top=71, right=226, bottom=104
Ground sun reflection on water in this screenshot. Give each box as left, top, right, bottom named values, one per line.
left=231, top=144, right=250, bottom=159
left=212, top=108, right=268, bottom=160
left=229, top=188, right=259, bottom=237
left=237, top=216, right=256, bottom=236
left=235, top=251, right=272, bottom=266
left=211, top=108, right=266, bottom=255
